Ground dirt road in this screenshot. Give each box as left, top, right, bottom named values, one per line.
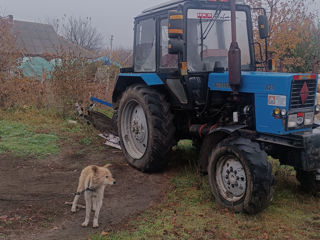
left=0, top=145, right=170, bottom=240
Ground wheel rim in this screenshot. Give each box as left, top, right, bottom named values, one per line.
left=215, top=155, right=247, bottom=202
left=121, top=100, right=148, bottom=159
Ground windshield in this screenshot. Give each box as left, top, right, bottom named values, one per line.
left=187, top=9, right=251, bottom=72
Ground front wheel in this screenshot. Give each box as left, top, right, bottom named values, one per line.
left=296, top=169, right=320, bottom=196
left=208, top=137, right=274, bottom=214
left=118, top=84, right=175, bottom=172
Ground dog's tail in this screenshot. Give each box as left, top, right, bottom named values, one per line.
left=76, top=177, right=86, bottom=194
left=76, top=166, right=97, bottom=193
left=103, top=164, right=112, bottom=168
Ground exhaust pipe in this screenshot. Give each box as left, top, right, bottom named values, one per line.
left=228, top=0, right=241, bottom=94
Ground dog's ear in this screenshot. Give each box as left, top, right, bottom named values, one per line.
left=92, top=166, right=98, bottom=173
left=103, top=164, right=112, bottom=169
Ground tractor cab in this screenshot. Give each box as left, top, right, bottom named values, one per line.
left=127, top=0, right=267, bottom=109
left=134, top=0, right=255, bottom=72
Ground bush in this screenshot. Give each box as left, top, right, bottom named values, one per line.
left=0, top=18, right=121, bottom=117
left=0, top=53, right=112, bottom=118
left=0, top=19, right=20, bottom=80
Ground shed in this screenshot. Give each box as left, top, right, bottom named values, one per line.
left=7, top=15, right=96, bottom=59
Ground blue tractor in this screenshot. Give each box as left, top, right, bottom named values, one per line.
left=112, top=0, right=320, bottom=213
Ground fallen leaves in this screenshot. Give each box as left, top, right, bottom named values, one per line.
left=100, top=231, right=109, bottom=236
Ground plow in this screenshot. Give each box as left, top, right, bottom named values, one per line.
left=75, top=100, right=121, bottom=150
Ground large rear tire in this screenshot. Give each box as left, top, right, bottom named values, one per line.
left=208, top=137, right=274, bottom=214
left=296, top=169, right=320, bottom=196
left=118, top=84, right=175, bottom=172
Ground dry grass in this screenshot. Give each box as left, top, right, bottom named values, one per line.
left=0, top=57, right=109, bottom=117
left=49, top=55, right=107, bottom=117
left=0, top=19, right=118, bottom=116
left=91, top=144, right=320, bottom=240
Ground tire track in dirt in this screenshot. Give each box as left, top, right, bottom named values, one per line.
left=0, top=146, right=170, bottom=240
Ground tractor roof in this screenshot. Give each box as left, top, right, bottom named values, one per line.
left=139, top=0, right=247, bottom=18
left=137, top=0, right=187, bottom=18
left=142, top=0, right=184, bottom=14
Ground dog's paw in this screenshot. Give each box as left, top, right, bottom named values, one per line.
left=93, top=223, right=99, bottom=228
left=81, top=221, right=89, bottom=227
left=71, top=207, right=77, bottom=213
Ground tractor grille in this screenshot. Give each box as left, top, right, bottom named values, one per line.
left=290, top=79, right=317, bottom=109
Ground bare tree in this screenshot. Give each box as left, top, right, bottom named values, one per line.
left=45, top=16, right=61, bottom=34
left=47, top=16, right=105, bottom=52
left=62, top=16, right=104, bottom=52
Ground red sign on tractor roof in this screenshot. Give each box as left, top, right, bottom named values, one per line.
left=197, top=12, right=213, bottom=19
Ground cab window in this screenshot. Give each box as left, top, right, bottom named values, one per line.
left=134, top=18, right=156, bottom=72
left=160, top=18, right=178, bottom=69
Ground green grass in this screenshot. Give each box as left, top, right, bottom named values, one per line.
left=95, top=106, right=114, bottom=119
left=92, top=143, right=320, bottom=240
left=79, top=137, right=93, bottom=145
left=0, top=108, right=101, bottom=157
left=0, top=120, right=60, bottom=157
left=0, top=108, right=100, bottom=156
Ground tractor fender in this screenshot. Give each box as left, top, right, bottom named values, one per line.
left=112, top=73, right=164, bottom=104
left=198, top=125, right=247, bottom=173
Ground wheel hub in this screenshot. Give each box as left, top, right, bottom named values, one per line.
left=131, top=118, right=146, bottom=143
left=229, top=172, right=237, bottom=185
left=121, top=100, right=148, bottom=159
left=216, top=156, right=247, bottom=202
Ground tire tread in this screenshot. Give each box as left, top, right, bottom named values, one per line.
left=209, top=137, right=274, bottom=214
left=118, top=84, right=175, bottom=172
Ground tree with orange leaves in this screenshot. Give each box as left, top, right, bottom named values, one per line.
left=246, top=0, right=318, bottom=73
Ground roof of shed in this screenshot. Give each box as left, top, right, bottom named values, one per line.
left=11, top=19, right=96, bottom=59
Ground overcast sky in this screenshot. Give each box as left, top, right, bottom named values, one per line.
left=0, top=0, right=167, bottom=48
left=0, top=0, right=319, bottom=49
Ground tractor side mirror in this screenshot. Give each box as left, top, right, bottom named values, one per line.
left=258, top=15, right=269, bottom=39
left=168, top=10, right=185, bottom=54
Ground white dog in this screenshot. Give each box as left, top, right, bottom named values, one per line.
left=71, top=164, right=116, bottom=228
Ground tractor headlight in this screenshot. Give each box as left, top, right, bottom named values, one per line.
left=304, top=112, right=314, bottom=126
left=273, top=108, right=280, bottom=116
left=280, top=109, right=287, bottom=117
left=288, top=114, right=298, bottom=128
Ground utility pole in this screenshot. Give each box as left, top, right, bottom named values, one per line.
left=110, top=35, right=114, bottom=58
